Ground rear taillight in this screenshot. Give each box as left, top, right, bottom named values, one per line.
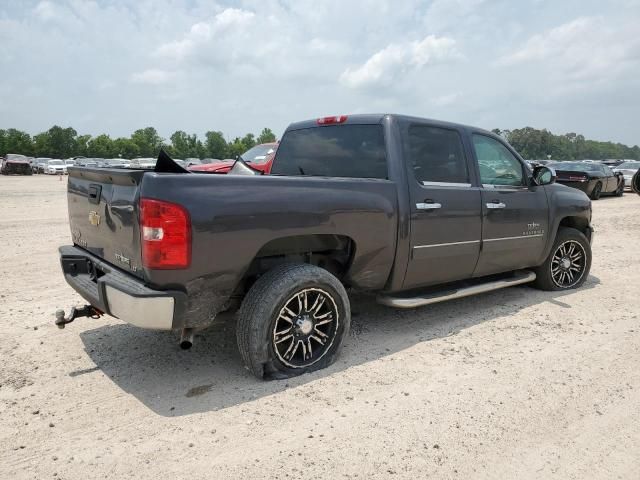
left=140, top=198, right=191, bottom=269
left=568, top=175, right=587, bottom=182
left=317, top=115, right=348, bottom=125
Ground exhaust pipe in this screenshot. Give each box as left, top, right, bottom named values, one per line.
left=179, top=328, right=195, bottom=350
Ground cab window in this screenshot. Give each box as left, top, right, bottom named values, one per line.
left=472, top=134, right=525, bottom=187
left=405, top=125, right=469, bottom=185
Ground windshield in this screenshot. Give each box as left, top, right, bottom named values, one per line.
left=49, top=160, right=63, bottom=165
left=618, top=162, right=640, bottom=169
left=240, top=144, right=277, bottom=164
left=549, top=162, right=600, bottom=172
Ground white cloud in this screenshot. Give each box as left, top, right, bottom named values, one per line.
left=155, top=8, right=256, bottom=62
left=340, top=35, right=460, bottom=88
left=130, top=69, right=176, bottom=85
left=498, top=16, right=640, bottom=82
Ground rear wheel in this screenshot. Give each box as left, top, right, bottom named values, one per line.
left=533, top=227, right=591, bottom=291
left=590, top=182, right=602, bottom=200
left=236, top=263, right=350, bottom=380
left=615, top=181, right=624, bottom=197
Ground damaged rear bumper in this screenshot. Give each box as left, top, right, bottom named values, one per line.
left=59, top=245, right=188, bottom=330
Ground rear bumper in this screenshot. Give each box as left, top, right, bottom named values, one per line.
left=59, top=245, right=187, bottom=330
left=556, top=180, right=592, bottom=194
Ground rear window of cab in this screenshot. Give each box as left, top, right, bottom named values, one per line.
left=271, top=124, right=387, bottom=179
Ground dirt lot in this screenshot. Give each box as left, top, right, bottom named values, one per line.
left=1, top=174, right=639, bottom=479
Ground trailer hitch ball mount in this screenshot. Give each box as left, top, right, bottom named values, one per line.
left=55, top=305, right=103, bottom=329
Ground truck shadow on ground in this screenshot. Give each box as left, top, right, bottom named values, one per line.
left=79, top=275, right=600, bottom=417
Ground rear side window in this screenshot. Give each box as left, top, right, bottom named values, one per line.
left=271, top=125, right=387, bottom=179
left=405, top=125, right=469, bottom=184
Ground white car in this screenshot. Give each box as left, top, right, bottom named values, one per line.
left=613, top=161, right=640, bottom=190
left=47, top=159, right=67, bottom=175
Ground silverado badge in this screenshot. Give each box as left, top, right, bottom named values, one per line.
left=89, top=211, right=101, bottom=226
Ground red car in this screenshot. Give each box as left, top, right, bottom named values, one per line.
left=189, top=143, right=278, bottom=174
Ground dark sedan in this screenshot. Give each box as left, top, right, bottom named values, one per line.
left=549, top=162, right=624, bottom=199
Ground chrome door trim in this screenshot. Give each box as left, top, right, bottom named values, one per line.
left=484, top=234, right=544, bottom=242
left=414, top=239, right=480, bottom=249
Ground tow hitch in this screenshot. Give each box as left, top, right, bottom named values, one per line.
left=55, top=305, right=103, bottom=329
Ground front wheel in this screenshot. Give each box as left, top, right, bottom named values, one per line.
left=236, top=263, right=350, bottom=380
left=532, top=227, right=592, bottom=291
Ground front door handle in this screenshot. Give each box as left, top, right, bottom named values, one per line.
left=486, top=201, right=506, bottom=209
left=416, top=202, right=442, bottom=210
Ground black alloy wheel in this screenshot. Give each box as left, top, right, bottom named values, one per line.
left=550, top=240, right=587, bottom=288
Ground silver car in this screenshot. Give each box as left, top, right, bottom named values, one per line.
left=613, top=161, right=640, bottom=191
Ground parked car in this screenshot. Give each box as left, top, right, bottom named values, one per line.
left=548, top=161, right=624, bottom=199
left=34, top=158, right=52, bottom=173
left=613, top=161, right=640, bottom=191
left=189, top=143, right=278, bottom=174
left=56, top=114, right=594, bottom=379
left=46, top=159, right=67, bottom=175
left=65, top=159, right=76, bottom=168
left=104, top=158, right=131, bottom=168
left=1, top=154, right=33, bottom=175
left=601, top=159, right=625, bottom=167
left=130, top=158, right=156, bottom=169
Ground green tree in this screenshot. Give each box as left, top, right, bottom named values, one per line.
left=169, top=131, right=204, bottom=158
left=47, top=126, right=77, bottom=158
left=0, top=129, right=6, bottom=156
left=75, top=134, right=91, bottom=157
left=32, top=132, right=51, bottom=157
left=256, top=127, right=277, bottom=144
left=241, top=133, right=256, bottom=151
left=204, top=131, right=228, bottom=159
left=87, top=134, right=114, bottom=158
left=227, top=137, right=246, bottom=158
left=131, top=127, right=163, bottom=157
left=3, top=129, right=33, bottom=156
left=112, top=138, right=140, bottom=159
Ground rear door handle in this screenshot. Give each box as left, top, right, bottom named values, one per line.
left=486, top=201, right=506, bottom=209
left=416, top=202, right=442, bottom=210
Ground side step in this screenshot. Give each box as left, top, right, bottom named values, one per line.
left=376, top=270, right=536, bottom=309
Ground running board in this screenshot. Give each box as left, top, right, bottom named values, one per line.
left=376, top=270, right=536, bottom=309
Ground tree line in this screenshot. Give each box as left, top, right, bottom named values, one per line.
left=0, top=126, right=277, bottom=160
left=1, top=124, right=637, bottom=161
left=492, top=127, right=640, bottom=161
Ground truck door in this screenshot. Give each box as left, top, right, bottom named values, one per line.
left=470, top=134, right=549, bottom=276
left=402, top=124, right=482, bottom=289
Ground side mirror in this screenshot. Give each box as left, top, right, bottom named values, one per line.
left=532, top=165, right=556, bottom=186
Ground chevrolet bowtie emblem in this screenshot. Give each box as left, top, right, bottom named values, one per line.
left=89, top=211, right=101, bottom=226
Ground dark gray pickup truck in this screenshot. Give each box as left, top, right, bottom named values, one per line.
left=57, top=114, right=594, bottom=379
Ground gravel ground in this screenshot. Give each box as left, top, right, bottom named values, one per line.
left=1, top=175, right=639, bottom=480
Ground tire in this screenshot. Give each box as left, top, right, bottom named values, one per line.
left=532, top=227, right=592, bottom=291
left=615, top=181, right=624, bottom=197
left=590, top=182, right=602, bottom=200
left=236, top=263, right=350, bottom=380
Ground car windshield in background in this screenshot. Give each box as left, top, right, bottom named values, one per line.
left=550, top=162, right=600, bottom=172
left=241, top=144, right=276, bottom=164
left=271, top=125, right=387, bottom=179
left=618, top=162, right=640, bottom=169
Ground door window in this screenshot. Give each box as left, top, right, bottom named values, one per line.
left=406, top=125, right=469, bottom=185
left=472, top=135, right=525, bottom=187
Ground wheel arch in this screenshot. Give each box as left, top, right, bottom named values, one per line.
left=234, top=233, right=356, bottom=296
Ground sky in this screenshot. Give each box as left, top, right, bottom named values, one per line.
left=1, top=0, right=639, bottom=145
